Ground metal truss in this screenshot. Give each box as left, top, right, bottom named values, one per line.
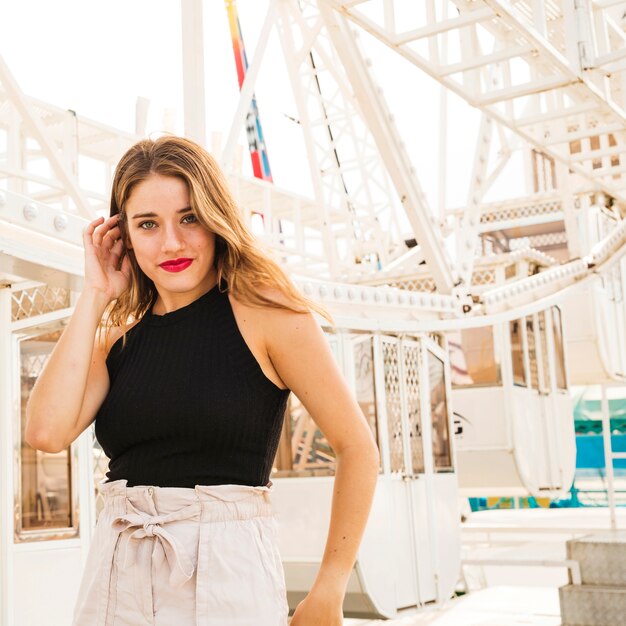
left=362, top=246, right=558, bottom=301
left=274, top=0, right=456, bottom=290
left=275, top=0, right=400, bottom=280
left=0, top=53, right=138, bottom=218
left=318, top=2, right=457, bottom=291
left=0, top=42, right=337, bottom=282
left=323, top=0, right=626, bottom=276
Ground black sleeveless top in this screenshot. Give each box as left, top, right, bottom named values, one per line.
left=94, top=283, right=291, bottom=488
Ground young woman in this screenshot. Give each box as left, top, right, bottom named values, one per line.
left=25, top=135, right=379, bottom=625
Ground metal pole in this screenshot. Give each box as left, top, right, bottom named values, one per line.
left=600, top=384, right=617, bottom=530
left=0, top=287, right=15, bottom=626
left=181, top=0, right=207, bottom=145
left=437, top=1, right=448, bottom=223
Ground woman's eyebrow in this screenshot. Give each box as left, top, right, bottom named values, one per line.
left=130, top=206, right=193, bottom=220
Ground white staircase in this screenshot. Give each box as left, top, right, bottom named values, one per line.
left=560, top=531, right=626, bottom=626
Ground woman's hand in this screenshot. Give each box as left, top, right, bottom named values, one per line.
left=289, top=588, right=344, bottom=625
left=82, top=215, right=131, bottom=301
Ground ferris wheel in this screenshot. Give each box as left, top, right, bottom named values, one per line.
left=2, top=2, right=626, bottom=624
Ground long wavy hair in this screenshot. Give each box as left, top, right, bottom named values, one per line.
left=100, top=135, right=333, bottom=346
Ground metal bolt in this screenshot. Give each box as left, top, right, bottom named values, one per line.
left=54, top=214, right=68, bottom=231
left=23, top=203, right=38, bottom=221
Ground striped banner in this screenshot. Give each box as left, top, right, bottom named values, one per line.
left=224, top=0, right=273, bottom=183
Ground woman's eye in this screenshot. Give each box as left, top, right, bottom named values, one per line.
left=138, top=215, right=196, bottom=230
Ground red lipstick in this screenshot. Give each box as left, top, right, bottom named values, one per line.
left=159, top=258, right=192, bottom=272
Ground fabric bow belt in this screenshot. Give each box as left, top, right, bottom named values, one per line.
left=110, top=501, right=201, bottom=622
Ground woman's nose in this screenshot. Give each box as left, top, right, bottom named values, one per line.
left=161, top=225, right=185, bottom=251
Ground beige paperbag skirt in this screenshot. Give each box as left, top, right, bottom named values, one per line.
left=72, top=478, right=289, bottom=625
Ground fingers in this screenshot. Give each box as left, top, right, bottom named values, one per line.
left=82, top=216, right=104, bottom=247
left=85, top=215, right=121, bottom=250
left=95, top=215, right=120, bottom=248
left=101, top=225, right=123, bottom=251
left=107, top=237, right=125, bottom=261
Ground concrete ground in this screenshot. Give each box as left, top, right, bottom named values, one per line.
left=343, top=586, right=562, bottom=625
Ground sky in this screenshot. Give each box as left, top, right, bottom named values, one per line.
left=0, top=1, right=525, bottom=228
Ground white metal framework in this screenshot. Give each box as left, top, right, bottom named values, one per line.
left=323, top=1, right=626, bottom=281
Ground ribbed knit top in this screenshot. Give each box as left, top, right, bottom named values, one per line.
left=94, top=282, right=290, bottom=488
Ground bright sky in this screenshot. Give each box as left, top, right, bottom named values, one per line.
left=0, top=1, right=524, bottom=222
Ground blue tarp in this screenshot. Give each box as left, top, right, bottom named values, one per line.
left=576, top=434, right=626, bottom=469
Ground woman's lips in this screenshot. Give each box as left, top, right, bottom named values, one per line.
left=159, top=259, right=193, bottom=272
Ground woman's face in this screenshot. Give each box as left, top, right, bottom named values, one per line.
left=124, top=174, right=217, bottom=306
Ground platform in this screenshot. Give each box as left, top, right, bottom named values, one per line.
left=344, top=586, right=561, bottom=625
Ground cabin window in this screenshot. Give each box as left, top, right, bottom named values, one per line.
left=602, top=264, right=623, bottom=303
left=17, top=330, right=77, bottom=540
left=353, top=337, right=382, bottom=470
left=428, top=352, right=453, bottom=471
left=552, top=307, right=567, bottom=390
left=402, top=341, right=424, bottom=474
left=449, top=327, right=501, bottom=387
left=383, top=339, right=407, bottom=473
left=275, top=393, right=336, bottom=476
left=538, top=312, right=550, bottom=392
left=505, top=264, right=516, bottom=280
left=510, top=320, right=527, bottom=387
left=526, top=317, right=540, bottom=390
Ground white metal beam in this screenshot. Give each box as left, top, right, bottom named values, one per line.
left=181, top=0, right=207, bottom=146
left=0, top=287, right=14, bottom=626
left=393, top=7, right=493, bottom=44
left=440, top=45, right=535, bottom=77
left=0, top=55, right=93, bottom=218
left=456, top=115, right=494, bottom=286
left=276, top=0, right=341, bottom=277
left=320, top=3, right=456, bottom=292
left=324, top=0, right=626, bottom=205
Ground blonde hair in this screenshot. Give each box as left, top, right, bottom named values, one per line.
left=101, top=135, right=333, bottom=347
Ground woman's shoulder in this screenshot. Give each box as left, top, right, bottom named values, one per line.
left=227, top=285, right=318, bottom=390
left=228, top=284, right=310, bottom=320
left=229, top=284, right=317, bottom=347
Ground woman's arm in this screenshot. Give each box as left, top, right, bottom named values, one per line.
left=25, top=288, right=111, bottom=453
left=25, top=215, right=129, bottom=452
left=260, top=298, right=380, bottom=623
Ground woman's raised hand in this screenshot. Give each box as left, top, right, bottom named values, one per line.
left=82, top=215, right=131, bottom=302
